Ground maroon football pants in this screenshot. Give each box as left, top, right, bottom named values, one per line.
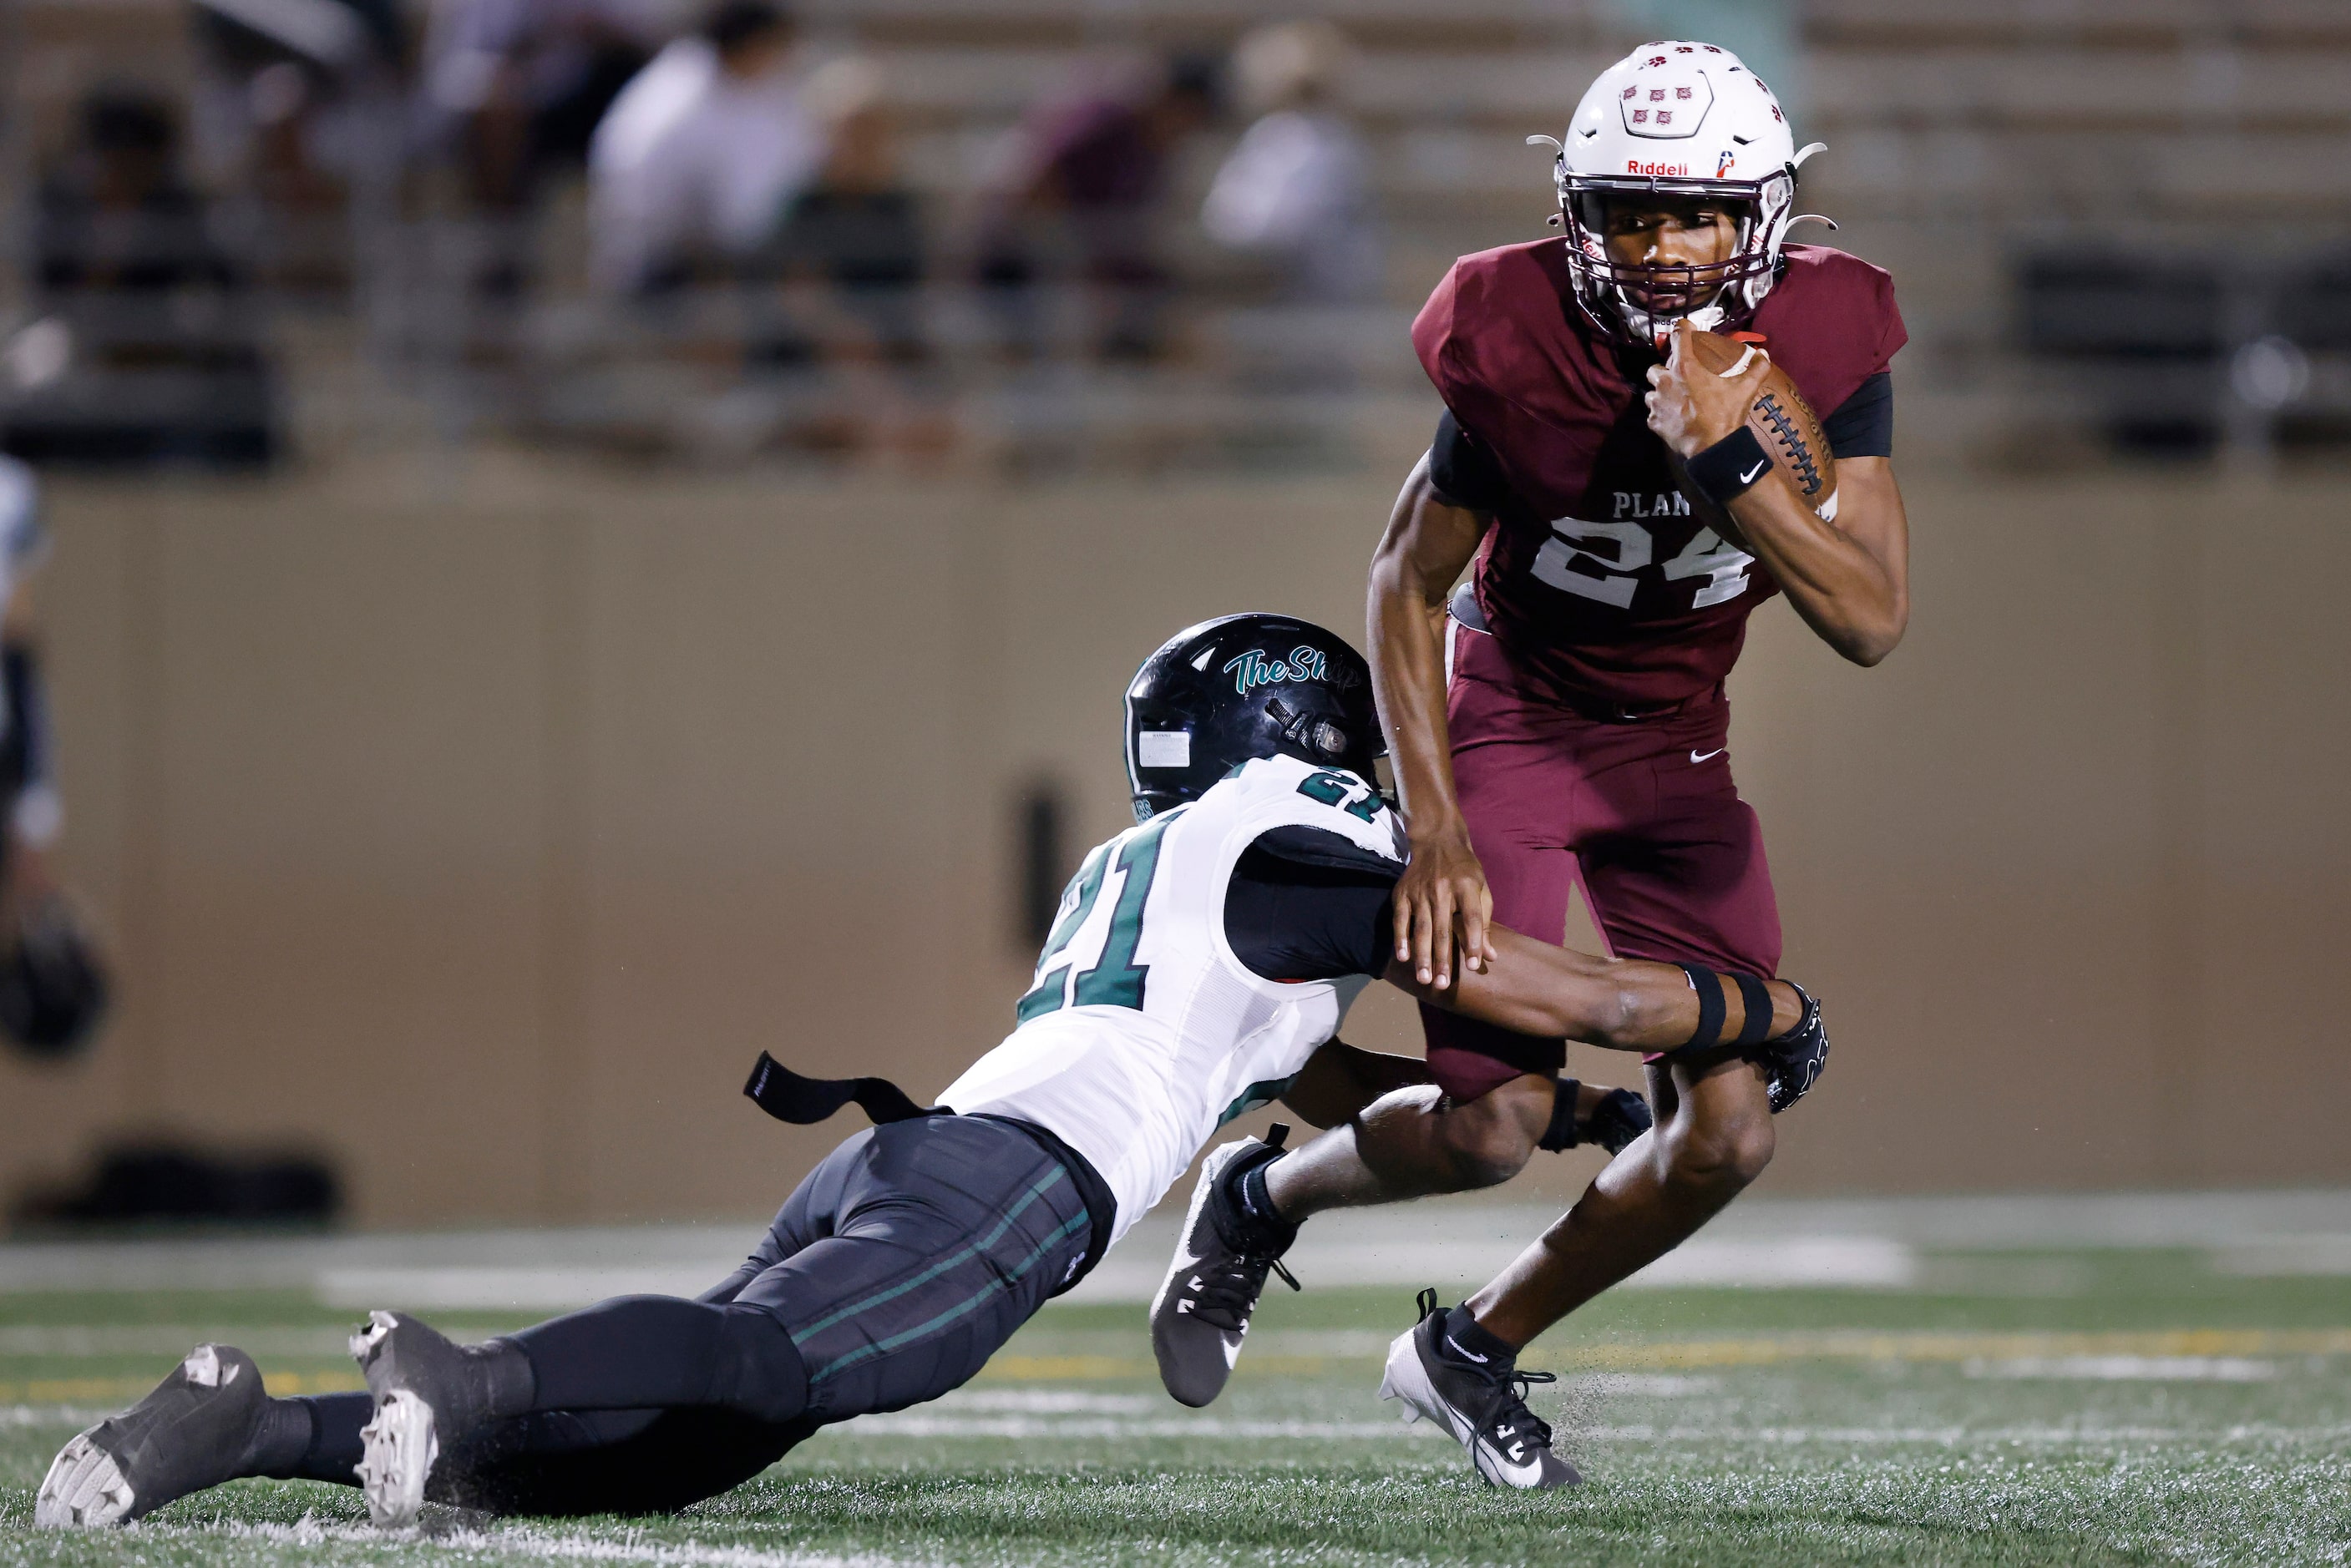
left=1421, top=624, right=1783, bottom=1102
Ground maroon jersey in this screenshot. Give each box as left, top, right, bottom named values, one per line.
left=1412, top=240, right=1905, bottom=708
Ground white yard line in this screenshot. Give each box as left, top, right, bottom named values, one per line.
left=828, top=1413, right=2351, bottom=1446
left=166, top=1518, right=920, bottom=1568
left=1, top=1404, right=107, bottom=1426
left=1963, top=1355, right=2280, bottom=1382
left=13, top=1190, right=2347, bottom=1302
left=849, top=1414, right=1416, bottom=1440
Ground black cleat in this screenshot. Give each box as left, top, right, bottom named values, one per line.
left=351, top=1310, right=528, bottom=1527
left=1756, top=982, right=1828, bottom=1113
left=35, top=1344, right=275, bottom=1527
left=1151, top=1131, right=1300, bottom=1407
left=1377, top=1289, right=1579, bottom=1490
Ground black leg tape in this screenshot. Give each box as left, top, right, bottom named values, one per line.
left=1538, top=1078, right=1583, bottom=1153
left=1733, top=974, right=1774, bottom=1049
left=1679, top=964, right=1725, bottom=1050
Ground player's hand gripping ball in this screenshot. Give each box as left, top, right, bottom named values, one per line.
left=1645, top=320, right=1837, bottom=546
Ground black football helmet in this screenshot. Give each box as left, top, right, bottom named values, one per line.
left=1124, top=613, right=1383, bottom=822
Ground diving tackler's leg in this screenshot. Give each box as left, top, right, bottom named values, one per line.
left=344, top=1058, right=1107, bottom=1525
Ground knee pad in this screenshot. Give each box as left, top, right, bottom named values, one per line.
left=708, top=1307, right=810, bottom=1427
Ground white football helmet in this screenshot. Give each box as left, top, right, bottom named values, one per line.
left=1534, top=41, right=1827, bottom=343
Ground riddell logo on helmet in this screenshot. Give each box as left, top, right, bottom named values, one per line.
left=1625, top=159, right=1689, bottom=176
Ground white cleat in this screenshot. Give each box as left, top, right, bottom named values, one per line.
left=350, top=1306, right=526, bottom=1527
left=354, top=1387, right=438, bottom=1529
left=34, top=1343, right=274, bottom=1528
left=34, top=1436, right=135, bottom=1528
left=1378, top=1290, right=1579, bottom=1490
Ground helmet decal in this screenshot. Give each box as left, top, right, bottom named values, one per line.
left=1222, top=645, right=1331, bottom=696
left=1619, top=71, right=1710, bottom=139
left=1123, top=615, right=1383, bottom=822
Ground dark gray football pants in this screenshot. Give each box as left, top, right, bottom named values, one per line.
left=276, top=1115, right=1100, bottom=1515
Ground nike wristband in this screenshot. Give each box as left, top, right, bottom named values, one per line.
left=1682, top=426, right=1772, bottom=507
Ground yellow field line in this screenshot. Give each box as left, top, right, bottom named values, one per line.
left=8, top=1329, right=2347, bottom=1405
left=0, top=1368, right=366, bottom=1404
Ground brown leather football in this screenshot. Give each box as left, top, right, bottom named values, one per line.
left=1668, top=331, right=1837, bottom=543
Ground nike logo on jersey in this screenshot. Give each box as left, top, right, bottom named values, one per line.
left=1738, top=458, right=1769, bottom=484
left=1690, top=748, right=1725, bottom=764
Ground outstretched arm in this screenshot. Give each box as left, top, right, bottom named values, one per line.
left=1367, top=458, right=1494, bottom=989
left=1385, top=925, right=1800, bottom=1054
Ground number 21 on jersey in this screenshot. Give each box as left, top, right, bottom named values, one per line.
left=1533, top=517, right=1753, bottom=609
left=1014, top=811, right=1176, bottom=1024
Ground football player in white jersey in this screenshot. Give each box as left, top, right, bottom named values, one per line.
left=36, top=613, right=1822, bottom=1530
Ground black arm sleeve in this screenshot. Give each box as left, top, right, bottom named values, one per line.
left=1426, top=409, right=1515, bottom=513
left=1822, top=370, right=1893, bottom=458
left=1223, top=825, right=1401, bottom=983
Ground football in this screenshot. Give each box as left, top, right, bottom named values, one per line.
left=1670, top=331, right=1838, bottom=544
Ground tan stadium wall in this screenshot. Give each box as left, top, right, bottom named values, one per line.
left=0, top=455, right=2343, bottom=1225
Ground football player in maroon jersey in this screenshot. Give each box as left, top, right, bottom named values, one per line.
left=1221, top=42, right=1907, bottom=1485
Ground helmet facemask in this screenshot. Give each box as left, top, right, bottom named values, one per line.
left=1555, top=164, right=1797, bottom=346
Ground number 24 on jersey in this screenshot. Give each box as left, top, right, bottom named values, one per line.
left=1533, top=518, right=1753, bottom=610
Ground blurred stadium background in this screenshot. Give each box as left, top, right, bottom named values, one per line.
left=0, top=0, right=2347, bottom=1246
left=5, top=3, right=2351, bottom=1560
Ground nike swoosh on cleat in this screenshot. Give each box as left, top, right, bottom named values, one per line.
left=1738, top=458, right=1769, bottom=484
left=1690, top=748, right=1725, bottom=764
left=1480, top=1440, right=1546, bottom=1487
left=1444, top=1336, right=1489, bottom=1364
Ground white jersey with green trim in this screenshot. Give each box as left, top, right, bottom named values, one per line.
left=938, top=753, right=1401, bottom=1244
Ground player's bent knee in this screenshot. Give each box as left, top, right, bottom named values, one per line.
left=1432, top=1077, right=1548, bottom=1190
left=1660, top=1106, right=1775, bottom=1197
left=715, top=1305, right=812, bottom=1425
left=1440, top=1131, right=1533, bottom=1191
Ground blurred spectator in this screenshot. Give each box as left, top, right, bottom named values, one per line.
left=7, top=88, right=276, bottom=468
left=186, top=0, right=410, bottom=291
left=586, top=0, right=820, bottom=296
left=772, top=58, right=928, bottom=364
left=0, top=457, right=109, bottom=1062
left=420, top=0, right=671, bottom=216
left=974, top=53, right=1221, bottom=362
left=35, top=90, right=239, bottom=296
left=766, top=59, right=952, bottom=459
left=1200, top=22, right=1379, bottom=305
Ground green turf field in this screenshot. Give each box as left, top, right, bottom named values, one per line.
left=3, top=1249, right=2348, bottom=1565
